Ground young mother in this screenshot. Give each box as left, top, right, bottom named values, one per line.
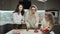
left=13, top=4, right=25, bottom=29
left=25, top=5, right=39, bottom=29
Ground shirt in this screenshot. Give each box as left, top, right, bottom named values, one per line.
left=13, top=13, right=24, bottom=24
left=25, top=12, right=39, bottom=28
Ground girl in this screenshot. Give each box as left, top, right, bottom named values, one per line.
left=41, top=12, right=55, bottom=34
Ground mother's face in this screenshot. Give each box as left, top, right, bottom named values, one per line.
left=30, top=7, right=36, bottom=14
left=19, top=5, right=23, bottom=12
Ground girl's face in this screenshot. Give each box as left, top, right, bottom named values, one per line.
left=45, top=15, right=49, bottom=21
left=19, top=5, right=23, bottom=12
left=31, top=7, right=36, bottom=14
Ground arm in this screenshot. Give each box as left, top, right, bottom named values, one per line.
left=25, top=12, right=30, bottom=28
left=13, top=13, right=17, bottom=24
left=35, top=13, right=39, bottom=28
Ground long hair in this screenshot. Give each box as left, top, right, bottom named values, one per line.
left=45, top=12, right=55, bottom=26
left=28, top=5, right=38, bottom=18
left=14, top=4, right=24, bottom=16
left=29, top=5, right=38, bottom=11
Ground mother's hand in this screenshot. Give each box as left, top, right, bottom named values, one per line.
left=34, top=24, right=38, bottom=28
left=21, top=19, right=25, bottom=24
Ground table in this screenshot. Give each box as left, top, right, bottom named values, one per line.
left=6, top=29, right=42, bottom=34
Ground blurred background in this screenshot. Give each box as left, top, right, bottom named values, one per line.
left=0, top=0, right=60, bottom=34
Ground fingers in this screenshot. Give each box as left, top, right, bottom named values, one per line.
left=34, top=24, right=38, bottom=28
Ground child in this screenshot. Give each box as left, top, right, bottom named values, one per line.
left=41, top=12, right=55, bottom=34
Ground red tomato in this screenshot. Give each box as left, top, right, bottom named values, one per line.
left=42, top=28, right=49, bottom=32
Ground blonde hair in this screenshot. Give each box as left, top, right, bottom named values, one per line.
left=29, top=5, right=38, bottom=11
left=28, top=5, right=38, bottom=18
left=45, top=12, right=55, bottom=26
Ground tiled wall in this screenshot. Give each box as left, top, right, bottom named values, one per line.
left=0, top=0, right=60, bottom=10
left=0, top=0, right=19, bottom=10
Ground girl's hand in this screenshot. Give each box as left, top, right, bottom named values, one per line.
left=26, top=26, right=30, bottom=31
left=21, top=19, right=25, bottom=24
left=39, top=20, right=41, bottom=23
left=42, top=28, right=49, bottom=32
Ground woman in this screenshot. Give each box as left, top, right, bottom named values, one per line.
left=13, top=4, right=25, bottom=28
left=25, top=5, right=39, bottom=29
left=41, top=12, right=55, bottom=34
